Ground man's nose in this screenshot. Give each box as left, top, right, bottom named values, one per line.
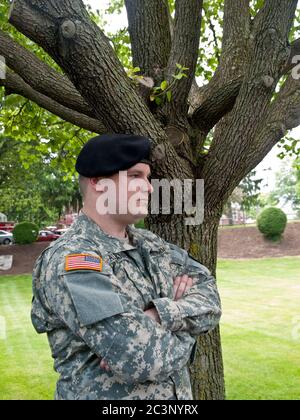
left=147, top=178, right=154, bottom=194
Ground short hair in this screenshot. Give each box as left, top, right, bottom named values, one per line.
left=78, top=174, right=88, bottom=198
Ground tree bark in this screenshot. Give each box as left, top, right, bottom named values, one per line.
left=0, top=71, right=107, bottom=133
left=124, top=0, right=171, bottom=81
left=0, top=29, right=96, bottom=118
left=162, top=0, right=203, bottom=124
left=146, top=204, right=225, bottom=400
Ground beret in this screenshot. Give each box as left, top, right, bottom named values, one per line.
left=75, top=133, right=151, bottom=177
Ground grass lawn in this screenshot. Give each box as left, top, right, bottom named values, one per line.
left=0, top=275, right=57, bottom=400
left=0, top=257, right=299, bottom=400
left=218, top=257, right=300, bottom=400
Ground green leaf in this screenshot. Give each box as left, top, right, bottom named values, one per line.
left=166, top=91, right=172, bottom=102
left=155, top=97, right=162, bottom=106
left=160, top=80, right=168, bottom=91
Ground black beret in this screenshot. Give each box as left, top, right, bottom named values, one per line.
left=75, top=133, right=151, bottom=177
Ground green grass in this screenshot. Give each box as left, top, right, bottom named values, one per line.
left=0, top=275, right=57, bottom=400
left=218, top=257, right=300, bottom=400
left=0, top=257, right=299, bottom=400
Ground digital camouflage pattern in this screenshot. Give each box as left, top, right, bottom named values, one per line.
left=31, top=213, right=221, bottom=400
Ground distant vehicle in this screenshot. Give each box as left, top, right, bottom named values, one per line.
left=0, top=222, right=15, bottom=233
left=53, top=228, right=69, bottom=236
left=37, top=230, right=60, bottom=242
left=0, top=230, right=13, bottom=245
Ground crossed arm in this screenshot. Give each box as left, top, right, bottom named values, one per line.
left=100, top=273, right=194, bottom=371
left=40, top=245, right=221, bottom=382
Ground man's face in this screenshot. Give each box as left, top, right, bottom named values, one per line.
left=95, top=163, right=153, bottom=224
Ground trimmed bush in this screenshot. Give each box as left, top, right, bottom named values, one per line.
left=257, top=207, right=287, bottom=241
left=13, top=221, right=39, bottom=244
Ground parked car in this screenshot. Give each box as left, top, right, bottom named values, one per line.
left=0, top=230, right=13, bottom=245
left=53, top=228, right=69, bottom=236
left=0, top=222, right=15, bottom=232
left=37, top=230, right=60, bottom=242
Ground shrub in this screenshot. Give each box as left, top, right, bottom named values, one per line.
left=13, top=221, right=39, bottom=244
left=257, top=207, right=287, bottom=241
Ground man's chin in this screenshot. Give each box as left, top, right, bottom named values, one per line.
left=127, top=211, right=148, bottom=224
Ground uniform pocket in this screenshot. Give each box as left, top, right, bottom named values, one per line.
left=64, top=271, right=125, bottom=326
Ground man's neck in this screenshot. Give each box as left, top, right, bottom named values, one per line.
left=81, top=205, right=128, bottom=240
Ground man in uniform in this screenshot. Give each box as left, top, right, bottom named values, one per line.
left=31, top=133, right=221, bottom=400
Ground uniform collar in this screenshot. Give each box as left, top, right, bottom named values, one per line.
left=73, top=213, right=167, bottom=256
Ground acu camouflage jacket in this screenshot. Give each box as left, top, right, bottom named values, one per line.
left=31, top=213, right=221, bottom=400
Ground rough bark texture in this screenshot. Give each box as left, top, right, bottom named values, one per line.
left=125, top=0, right=171, bottom=81
left=2, top=0, right=300, bottom=400
left=0, top=29, right=96, bottom=119
left=0, top=71, right=107, bottom=133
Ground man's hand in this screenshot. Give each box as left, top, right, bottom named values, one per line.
left=99, top=274, right=194, bottom=372
left=100, top=308, right=162, bottom=371
left=100, top=358, right=111, bottom=372
left=173, top=274, right=194, bottom=301
left=144, top=307, right=161, bottom=324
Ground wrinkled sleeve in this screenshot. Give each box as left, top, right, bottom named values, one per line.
left=43, top=251, right=195, bottom=385
left=150, top=243, right=222, bottom=336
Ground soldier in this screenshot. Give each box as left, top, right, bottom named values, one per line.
left=31, top=133, right=222, bottom=400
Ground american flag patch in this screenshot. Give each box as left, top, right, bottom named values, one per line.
left=65, top=254, right=103, bottom=272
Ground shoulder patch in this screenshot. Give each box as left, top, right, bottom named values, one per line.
left=65, top=254, right=103, bottom=272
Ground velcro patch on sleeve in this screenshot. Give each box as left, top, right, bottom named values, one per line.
left=65, top=254, right=103, bottom=272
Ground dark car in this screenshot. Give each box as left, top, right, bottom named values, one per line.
left=37, top=230, right=60, bottom=242
left=0, top=230, right=13, bottom=245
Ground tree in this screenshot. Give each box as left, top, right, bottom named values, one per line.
left=240, top=171, right=263, bottom=213
left=269, top=157, right=300, bottom=216
left=1, top=0, right=300, bottom=400
left=0, top=134, right=82, bottom=225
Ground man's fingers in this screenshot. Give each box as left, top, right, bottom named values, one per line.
left=173, top=275, right=194, bottom=300
left=187, top=277, right=193, bottom=289
left=174, top=274, right=188, bottom=300
left=173, top=276, right=181, bottom=299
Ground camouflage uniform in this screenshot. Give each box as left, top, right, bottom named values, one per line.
left=31, top=213, right=221, bottom=400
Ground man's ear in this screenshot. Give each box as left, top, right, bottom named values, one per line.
left=90, top=177, right=104, bottom=192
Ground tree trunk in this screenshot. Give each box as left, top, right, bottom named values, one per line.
left=146, top=205, right=225, bottom=400
left=190, top=209, right=225, bottom=400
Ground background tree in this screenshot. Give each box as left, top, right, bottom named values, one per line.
left=0, top=134, right=82, bottom=225
left=1, top=0, right=300, bottom=400
left=268, top=157, right=300, bottom=216
left=223, top=170, right=263, bottom=224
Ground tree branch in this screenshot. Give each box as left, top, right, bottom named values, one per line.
left=190, top=77, right=242, bottom=132
left=190, top=37, right=300, bottom=133
left=189, top=0, right=250, bottom=133
left=0, top=29, right=96, bottom=118
left=162, top=0, right=203, bottom=122
left=200, top=0, right=298, bottom=209
left=0, top=71, right=107, bottom=133
left=222, top=0, right=251, bottom=52
left=224, top=74, right=300, bottom=184
left=124, top=0, right=171, bottom=81
left=9, top=0, right=193, bottom=179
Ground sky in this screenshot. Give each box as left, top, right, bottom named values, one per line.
left=85, top=0, right=300, bottom=197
